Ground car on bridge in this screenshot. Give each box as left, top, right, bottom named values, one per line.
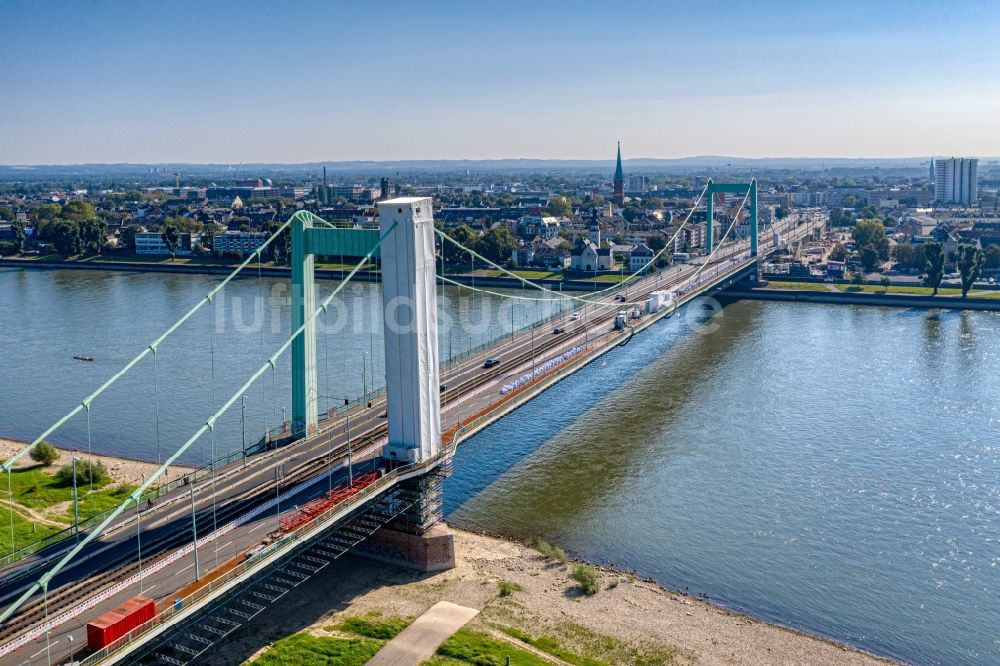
left=483, top=358, right=500, bottom=368
left=553, top=327, right=565, bottom=334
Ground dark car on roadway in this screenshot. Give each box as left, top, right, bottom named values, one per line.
left=483, top=358, right=500, bottom=368
left=553, top=327, right=565, bottom=334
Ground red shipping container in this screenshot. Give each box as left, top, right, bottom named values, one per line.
left=86, top=595, right=155, bottom=651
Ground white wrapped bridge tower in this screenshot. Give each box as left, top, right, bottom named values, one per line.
left=378, top=197, right=442, bottom=463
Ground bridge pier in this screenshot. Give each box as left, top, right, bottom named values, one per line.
left=360, top=462, right=455, bottom=572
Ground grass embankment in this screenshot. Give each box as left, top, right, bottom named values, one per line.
left=249, top=612, right=406, bottom=665
left=249, top=595, right=663, bottom=666
left=767, top=281, right=1000, bottom=298
left=0, top=466, right=139, bottom=556
left=762, top=280, right=832, bottom=292
left=427, top=628, right=553, bottom=665
left=484, top=269, right=563, bottom=280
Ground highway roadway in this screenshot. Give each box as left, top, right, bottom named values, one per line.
left=0, top=215, right=819, bottom=665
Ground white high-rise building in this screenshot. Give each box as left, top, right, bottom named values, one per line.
left=934, top=158, right=978, bottom=205
left=625, top=175, right=646, bottom=194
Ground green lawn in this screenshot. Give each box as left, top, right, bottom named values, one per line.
left=0, top=511, right=64, bottom=558
left=330, top=613, right=411, bottom=640
left=248, top=634, right=382, bottom=666
left=836, top=284, right=963, bottom=296
left=485, top=269, right=562, bottom=280
left=763, top=281, right=832, bottom=292
left=767, top=281, right=1000, bottom=298
left=8, top=466, right=138, bottom=522
left=248, top=613, right=411, bottom=666
left=495, top=622, right=676, bottom=666
left=499, top=627, right=606, bottom=666
left=583, top=274, right=627, bottom=283
left=427, top=628, right=552, bottom=666
left=0, top=466, right=147, bottom=557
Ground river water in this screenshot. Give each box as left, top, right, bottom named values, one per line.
left=1, top=268, right=998, bottom=664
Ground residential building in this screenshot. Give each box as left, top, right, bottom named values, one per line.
left=625, top=175, right=646, bottom=195
left=629, top=244, right=654, bottom=271
left=518, top=216, right=561, bottom=240
left=790, top=191, right=826, bottom=206
left=212, top=231, right=268, bottom=255
left=935, top=158, right=978, bottom=205
left=134, top=231, right=199, bottom=256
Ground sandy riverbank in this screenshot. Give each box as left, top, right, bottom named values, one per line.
left=0, top=437, right=194, bottom=486
left=228, top=527, right=896, bottom=666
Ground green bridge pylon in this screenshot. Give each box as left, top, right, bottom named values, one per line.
left=290, top=200, right=442, bottom=464
left=704, top=178, right=757, bottom=256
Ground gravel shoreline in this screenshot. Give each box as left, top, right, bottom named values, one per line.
left=230, top=527, right=898, bottom=665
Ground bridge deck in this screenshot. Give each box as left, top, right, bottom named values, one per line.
left=0, top=215, right=823, bottom=666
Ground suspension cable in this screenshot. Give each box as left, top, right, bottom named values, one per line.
left=85, top=402, right=94, bottom=494
left=0, top=221, right=398, bottom=626
left=152, top=349, right=161, bottom=467
left=0, top=211, right=308, bottom=475
left=681, top=183, right=753, bottom=289
left=208, top=298, right=220, bottom=567
left=258, top=249, right=268, bottom=442
left=435, top=184, right=754, bottom=310
left=6, top=470, right=13, bottom=556
left=433, top=183, right=709, bottom=307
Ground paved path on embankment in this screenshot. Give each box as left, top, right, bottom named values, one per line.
left=366, top=600, right=479, bottom=666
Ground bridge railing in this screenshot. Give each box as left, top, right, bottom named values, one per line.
left=65, top=249, right=772, bottom=663
left=73, top=444, right=456, bottom=666
left=0, top=233, right=773, bottom=573
left=0, top=437, right=276, bottom=571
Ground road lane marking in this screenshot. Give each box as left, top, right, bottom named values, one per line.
left=30, top=640, right=58, bottom=659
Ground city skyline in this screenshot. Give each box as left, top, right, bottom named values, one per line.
left=1, top=0, right=998, bottom=164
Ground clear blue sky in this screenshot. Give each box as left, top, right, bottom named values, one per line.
left=1, top=0, right=997, bottom=163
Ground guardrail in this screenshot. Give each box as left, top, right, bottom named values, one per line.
left=74, top=445, right=457, bottom=666
left=55, top=251, right=766, bottom=665
left=0, top=234, right=769, bottom=572
left=0, top=436, right=276, bottom=571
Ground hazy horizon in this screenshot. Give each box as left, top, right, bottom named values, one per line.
left=2, top=0, right=997, bottom=164
left=0, top=154, right=1000, bottom=169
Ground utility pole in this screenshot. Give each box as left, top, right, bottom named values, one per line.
left=71, top=457, right=80, bottom=543
left=240, top=395, right=247, bottom=467
left=190, top=483, right=200, bottom=581
left=347, top=411, right=353, bottom=485
left=530, top=327, right=535, bottom=375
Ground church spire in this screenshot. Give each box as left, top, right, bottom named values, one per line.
left=613, top=141, right=625, bottom=204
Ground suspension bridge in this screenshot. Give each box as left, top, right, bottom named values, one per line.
left=0, top=179, right=823, bottom=665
